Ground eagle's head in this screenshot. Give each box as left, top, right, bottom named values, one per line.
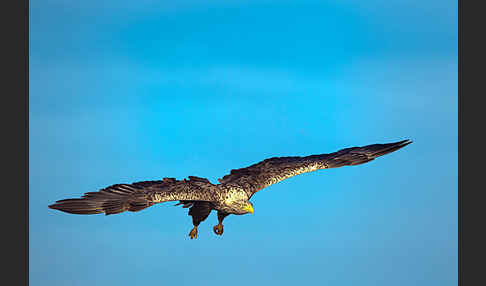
left=231, top=200, right=254, bottom=215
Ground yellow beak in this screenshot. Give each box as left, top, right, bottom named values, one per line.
left=244, top=204, right=254, bottom=214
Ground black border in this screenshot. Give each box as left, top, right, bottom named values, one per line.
left=459, top=0, right=484, bottom=285
left=5, top=0, right=28, bottom=285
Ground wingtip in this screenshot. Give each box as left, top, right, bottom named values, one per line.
left=368, top=139, right=412, bottom=158
left=390, top=139, right=413, bottom=150
left=48, top=202, right=60, bottom=210
left=401, top=139, right=413, bottom=147
left=397, top=139, right=412, bottom=145
left=391, top=139, right=413, bottom=148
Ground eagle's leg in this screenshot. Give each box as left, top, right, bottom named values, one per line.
left=187, top=202, right=212, bottom=240
left=188, top=226, right=198, bottom=239
left=213, top=211, right=230, bottom=236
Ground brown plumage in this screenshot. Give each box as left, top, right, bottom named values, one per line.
left=49, top=139, right=412, bottom=238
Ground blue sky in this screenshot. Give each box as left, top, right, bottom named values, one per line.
left=30, top=1, right=457, bottom=285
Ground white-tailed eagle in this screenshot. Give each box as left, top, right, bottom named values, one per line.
left=49, top=139, right=412, bottom=239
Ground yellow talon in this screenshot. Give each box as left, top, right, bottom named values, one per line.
left=189, top=227, right=198, bottom=239
left=213, top=223, right=224, bottom=235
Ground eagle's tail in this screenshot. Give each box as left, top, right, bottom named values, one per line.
left=48, top=185, right=153, bottom=216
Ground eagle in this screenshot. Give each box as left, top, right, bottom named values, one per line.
left=49, top=139, right=411, bottom=239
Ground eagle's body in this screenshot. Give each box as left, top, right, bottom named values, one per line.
left=49, top=139, right=412, bottom=239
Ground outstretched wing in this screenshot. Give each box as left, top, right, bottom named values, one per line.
left=48, top=176, right=216, bottom=215
left=218, top=139, right=412, bottom=197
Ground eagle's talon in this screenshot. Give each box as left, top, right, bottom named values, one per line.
left=189, top=227, right=198, bottom=239
left=213, top=223, right=224, bottom=235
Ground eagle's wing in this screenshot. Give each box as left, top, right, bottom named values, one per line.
left=218, top=139, right=412, bottom=198
left=48, top=176, right=216, bottom=215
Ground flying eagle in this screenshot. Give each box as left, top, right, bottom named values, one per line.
left=49, top=139, right=411, bottom=239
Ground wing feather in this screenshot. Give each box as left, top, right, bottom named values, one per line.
left=218, top=139, right=412, bottom=197
left=48, top=177, right=216, bottom=215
